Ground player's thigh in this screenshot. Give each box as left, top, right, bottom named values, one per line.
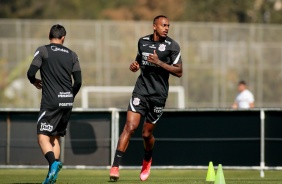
left=124, top=111, right=142, bottom=131
left=128, top=93, right=146, bottom=116
left=126, top=93, right=147, bottom=130
left=56, top=109, right=72, bottom=136
left=37, top=109, right=61, bottom=136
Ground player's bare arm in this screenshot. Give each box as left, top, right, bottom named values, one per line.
left=33, top=79, right=42, bottom=89
left=148, top=50, right=182, bottom=77
left=129, top=61, right=140, bottom=72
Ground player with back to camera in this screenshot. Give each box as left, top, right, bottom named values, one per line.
left=109, top=15, right=183, bottom=181
left=27, top=24, right=82, bottom=184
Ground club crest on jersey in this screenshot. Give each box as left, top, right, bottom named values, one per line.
left=158, top=44, right=166, bottom=52
left=132, top=97, right=140, bottom=106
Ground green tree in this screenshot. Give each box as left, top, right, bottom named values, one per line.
left=0, top=0, right=282, bottom=23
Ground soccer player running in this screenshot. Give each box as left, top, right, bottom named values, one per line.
left=27, top=24, right=82, bottom=184
left=109, top=15, right=182, bottom=181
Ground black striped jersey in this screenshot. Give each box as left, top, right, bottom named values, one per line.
left=133, top=34, right=182, bottom=99
left=28, top=43, right=81, bottom=109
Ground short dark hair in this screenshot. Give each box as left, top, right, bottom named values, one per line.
left=153, top=15, right=168, bottom=24
left=238, top=80, right=247, bottom=85
left=49, top=24, right=66, bottom=40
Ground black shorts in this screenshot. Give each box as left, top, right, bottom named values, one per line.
left=37, top=108, right=72, bottom=136
left=128, top=93, right=166, bottom=124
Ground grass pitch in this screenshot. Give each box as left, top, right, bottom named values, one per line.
left=0, top=169, right=282, bottom=184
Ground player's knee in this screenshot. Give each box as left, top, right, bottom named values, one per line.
left=37, top=137, right=44, bottom=146
left=124, top=123, right=137, bottom=135
left=37, top=135, right=49, bottom=146
left=142, top=131, right=153, bottom=140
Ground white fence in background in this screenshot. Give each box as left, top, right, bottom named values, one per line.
left=81, top=86, right=185, bottom=109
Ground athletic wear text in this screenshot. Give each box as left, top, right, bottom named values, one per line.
left=142, top=52, right=158, bottom=67
left=154, top=106, right=163, bottom=113
left=59, top=103, right=73, bottom=107
left=51, top=46, right=69, bottom=53
left=40, top=122, right=53, bottom=132
left=58, top=92, right=73, bottom=98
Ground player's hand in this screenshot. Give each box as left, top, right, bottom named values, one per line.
left=33, top=79, right=42, bottom=89
left=148, top=50, right=160, bottom=65
left=129, top=61, right=140, bottom=72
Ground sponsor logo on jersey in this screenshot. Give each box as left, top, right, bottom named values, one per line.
left=154, top=106, right=163, bottom=113
left=141, top=52, right=159, bottom=67
left=158, top=44, right=166, bottom=52
left=51, top=46, right=69, bottom=53
left=59, top=103, right=73, bottom=107
left=132, top=97, right=140, bottom=106
left=58, top=92, right=73, bottom=98
left=40, top=122, right=53, bottom=132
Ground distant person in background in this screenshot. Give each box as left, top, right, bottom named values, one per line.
left=27, top=24, right=82, bottom=184
left=232, top=81, right=254, bottom=109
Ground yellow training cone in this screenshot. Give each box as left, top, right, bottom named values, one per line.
left=206, top=161, right=215, bottom=181
left=214, top=164, right=226, bottom=184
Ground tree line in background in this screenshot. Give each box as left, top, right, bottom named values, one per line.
left=0, top=0, right=282, bottom=24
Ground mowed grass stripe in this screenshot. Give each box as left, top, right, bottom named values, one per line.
left=0, top=169, right=282, bottom=184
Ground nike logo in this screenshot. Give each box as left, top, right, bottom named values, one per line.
left=143, top=44, right=148, bottom=46
left=117, top=155, right=122, bottom=157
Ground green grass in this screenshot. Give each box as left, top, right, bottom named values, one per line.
left=0, top=169, right=282, bottom=184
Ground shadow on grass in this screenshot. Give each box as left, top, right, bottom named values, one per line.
left=108, top=179, right=139, bottom=183
left=11, top=183, right=41, bottom=184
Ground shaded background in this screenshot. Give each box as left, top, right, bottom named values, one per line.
left=2, top=109, right=282, bottom=167
left=0, top=0, right=282, bottom=108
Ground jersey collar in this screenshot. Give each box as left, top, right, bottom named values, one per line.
left=150, top=34, right=167, bottom=43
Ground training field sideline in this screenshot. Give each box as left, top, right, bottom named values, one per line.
left=0, top=169, right=282, bottom=184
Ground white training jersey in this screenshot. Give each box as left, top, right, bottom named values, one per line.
left=235, top=89, right=254, bottom=109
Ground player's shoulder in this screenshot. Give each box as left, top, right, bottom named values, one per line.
left=140, top=34, right=151, bottom=41
left=36, top=45, right=47, bottom=51
left=65, top=46, right=79, bottom=57
left=166, top=36, right=180, bottom=48
left=64, top=46, right=76, bottom=55
left=138, top=34, right=153, bottom=44
left=34, top=45, right=48, bottom=58
left=60, top=44, right=74, bottom=54
left=65, top=46, right=79, bottom=59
